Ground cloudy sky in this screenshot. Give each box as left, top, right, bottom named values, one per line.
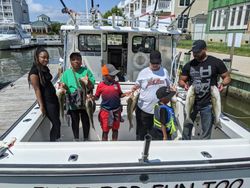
left=26, top=0, right=122, bottom=22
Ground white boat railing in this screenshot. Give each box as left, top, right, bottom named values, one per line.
left=67, top=12, right=173, bottom=30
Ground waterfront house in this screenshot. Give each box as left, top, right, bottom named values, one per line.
left=31, top=14, right=52, bottom=34
left=117, top=0, right=209, bottom=36
left=207, top=0, right=250, bottom=44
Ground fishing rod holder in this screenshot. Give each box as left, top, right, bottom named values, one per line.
left=139, top=134, right=152, bottom=163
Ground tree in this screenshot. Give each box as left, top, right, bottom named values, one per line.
left=50, top=22, right=63, bottom=35
left=102, top=6, right=123, bottom=19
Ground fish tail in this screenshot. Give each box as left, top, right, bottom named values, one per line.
left=184, top=118, right=193, bottom=125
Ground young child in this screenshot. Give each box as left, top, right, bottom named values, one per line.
left=93, top=64, right=130, bottom=141
left=150, top=86, right=177, bottom=140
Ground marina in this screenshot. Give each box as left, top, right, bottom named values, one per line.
left=0, top=0, right=250, bottom=187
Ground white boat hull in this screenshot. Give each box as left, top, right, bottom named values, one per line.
left=0, top=36, right=21, bottom=50
left=0, top=22, right=31, bottom=50
left=0, top=140, right=250, bottom=187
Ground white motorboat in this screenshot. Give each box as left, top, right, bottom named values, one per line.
left=0, top=21, right=31, bottom=50
left=0, top=1, right=250, bottom=187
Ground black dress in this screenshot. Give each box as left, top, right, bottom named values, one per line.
left=29, top=64, right=61, bottom=141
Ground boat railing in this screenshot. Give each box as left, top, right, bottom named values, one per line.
left=67, top=12, right=173, bottom=30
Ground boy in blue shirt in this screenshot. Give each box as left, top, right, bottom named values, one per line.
left=150, top=86, right=177, bottom=140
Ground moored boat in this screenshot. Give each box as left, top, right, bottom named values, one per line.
left=0, top=21, right=31, bottom=50
left=1, top=0, right=250, bottom=187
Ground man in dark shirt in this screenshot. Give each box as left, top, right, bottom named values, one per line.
left=179, top=40, right=231, bottom=140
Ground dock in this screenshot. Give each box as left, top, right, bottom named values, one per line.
left=0, top=64, right=59, bottom=138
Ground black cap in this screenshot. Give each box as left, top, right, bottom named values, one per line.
left=150, top=50, right=162, bottom=64
left=156, top=86, right=176, bottom=100
left=191, top=40, right=207, bottom=53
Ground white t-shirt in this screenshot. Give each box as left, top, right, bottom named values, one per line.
left=136, top=66, right=171, bottom=114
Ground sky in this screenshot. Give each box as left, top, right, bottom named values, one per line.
left=26, top=0, right=122, bottom=22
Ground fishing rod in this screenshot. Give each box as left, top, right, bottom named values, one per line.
left=150, top=0, right=159, bottom=27
left=59, top=0, right=77, bottom=24
left=167, top=0, right=196, bottom=32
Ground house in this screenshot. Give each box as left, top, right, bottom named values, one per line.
left=207, top=0, right=250, bottom=44
left=31, top=14, right=52, bottom=33
left=117, top=0, right=209, bottom=36
left=191, top=13, right=208, bottom=40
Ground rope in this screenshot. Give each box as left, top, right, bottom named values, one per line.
left=223, top=112, right=250, bottom=119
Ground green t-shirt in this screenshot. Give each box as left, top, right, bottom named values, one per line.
left=61, top=67, right=95, bottom=94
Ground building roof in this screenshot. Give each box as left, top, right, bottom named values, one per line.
left=38, top=14, right=49, bottom=18
left=31, top=20, right=50, bottom=27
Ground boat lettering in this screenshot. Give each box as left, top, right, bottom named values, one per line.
left=203, top=179, right=244, bottom=188
left=98, top=178, right=244, bottom=188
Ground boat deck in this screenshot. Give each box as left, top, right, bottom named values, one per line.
left=0, top=64, right=59, bottom=139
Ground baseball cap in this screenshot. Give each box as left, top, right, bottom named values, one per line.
left=150, top=50, right=162, bottom=64
left=156, top=86, right=176, bottom=100
left=102, top=64, right=120, bottom=76
left=191, top=40, right=207, bottom=53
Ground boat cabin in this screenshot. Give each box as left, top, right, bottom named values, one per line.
left=60, top=24, right=178, bottom=82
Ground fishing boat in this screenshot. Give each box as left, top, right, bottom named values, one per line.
left=1, top=0, right=250, bottom=187
left=0, top=20, right=31, bottom=50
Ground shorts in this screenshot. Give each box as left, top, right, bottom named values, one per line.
left=99, top=109, right=121, bottom=132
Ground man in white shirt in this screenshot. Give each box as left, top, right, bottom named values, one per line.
left=132, top=50, right=171, bottom=140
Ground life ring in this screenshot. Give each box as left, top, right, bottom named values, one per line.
left=133, top=52, right=149, bottom=69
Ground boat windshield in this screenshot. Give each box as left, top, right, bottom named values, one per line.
left=78, top=34, right=101, bottom=51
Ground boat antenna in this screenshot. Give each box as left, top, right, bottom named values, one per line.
left=59, top=0, right=77, bottom=24
left=167, top=0, right=196, bottom=32
left=85, top=0, right=89, bottom=20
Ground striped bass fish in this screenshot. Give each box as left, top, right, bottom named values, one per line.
left=126, top=91, right=139, bottom=131
left=185, top=85, right=222, bottom=128
left=211, top=86, right=221, bottom=128
left=184, top=85, right=195, bottom=124
left=86, top=96, right=96, bottom=130
left=80, top=80, right=95, bottom=130
left=56, top=88, right=65, bottom=120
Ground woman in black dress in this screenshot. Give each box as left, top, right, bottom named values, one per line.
left=28, top=47, right=61, bottom=141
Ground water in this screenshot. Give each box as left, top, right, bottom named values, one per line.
left=221, top=95, right=250, bottom=130
left=0, top=47, right=62, bottom=88
left=0, top=47, right=250, bottom=129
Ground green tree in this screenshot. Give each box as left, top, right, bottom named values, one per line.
left=50, top=22, right=63, bottom=35
left=102, top=6, right=123, bottom=19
